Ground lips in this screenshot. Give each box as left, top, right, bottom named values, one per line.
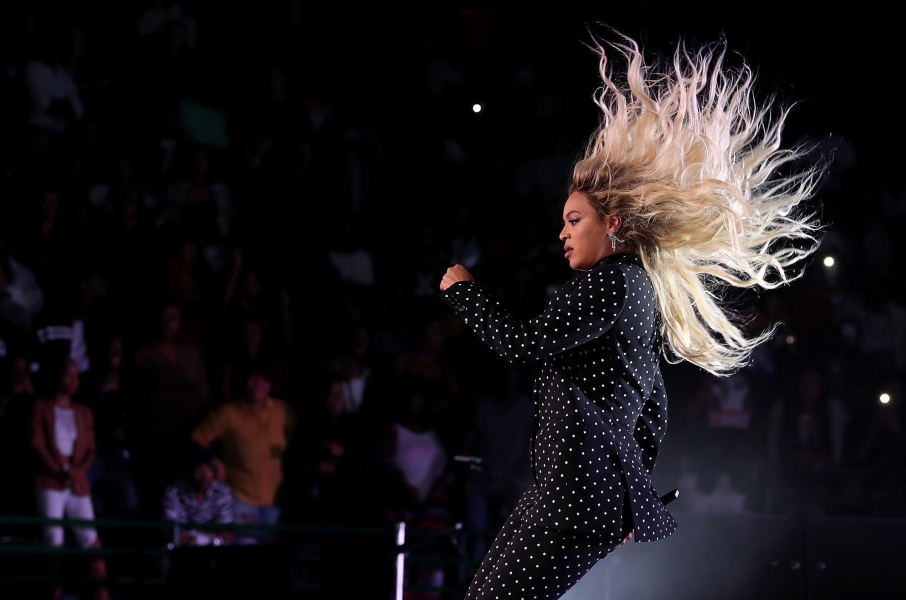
left=564, top=247, right=573, bottom=259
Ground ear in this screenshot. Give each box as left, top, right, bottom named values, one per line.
left=606, top=214, right=621, bottom=233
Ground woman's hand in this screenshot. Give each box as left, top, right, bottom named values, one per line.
left=440, top=264, right=474, bottom=291
left=619, top=529, right=634, bottom=546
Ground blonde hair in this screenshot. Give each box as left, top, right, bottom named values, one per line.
left=570, top=35, right=822, bottom=375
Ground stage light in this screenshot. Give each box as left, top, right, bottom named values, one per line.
left=823, top=256, right=835, bottom=267
left=472, top=103, right=482, bottom=113
left=880, top=393, right=891, bottom=404
left=785, top=335, right=796, bottom=345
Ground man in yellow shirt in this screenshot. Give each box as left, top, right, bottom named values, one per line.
left=191, top=369, right=294, bottom=544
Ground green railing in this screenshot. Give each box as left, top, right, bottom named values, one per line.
left=0, top=515, right=480, bottom=598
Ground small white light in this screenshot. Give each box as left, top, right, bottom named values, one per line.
left=785, top=335, right=796, bottom=345
left=880, top=393, right=891, bottom=404
left=472, top=103, right=482, bottom=113
left=823, top=256, right=835, bottom=267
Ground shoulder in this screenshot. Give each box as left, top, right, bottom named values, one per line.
left=584, top=262, right=628, bottom=283
left=617, top=263, right=653, bottom=290
left=73, top=402, right=94, bottom=422
left=72, top=401, right=92, bottom=414
left=596, top=253, right=654, bottom=293
left=575, top=263, right=629, bottom=302
left=274, top=398, right=294, bottom=419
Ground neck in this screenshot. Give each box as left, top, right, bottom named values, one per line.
left=54, top=394, right=72, bottom=407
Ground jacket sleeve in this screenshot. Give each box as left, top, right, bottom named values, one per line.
left=31, top=402, right=64, bottom=474
left=161, top=485, right=187, bottom=522
left=439, top=266, right=628, bottom=363
left=191, top=405, right=232, bottom=447
left=71, top=407, right=96, bottom=473
left=633, top=369, right=668, bottom=473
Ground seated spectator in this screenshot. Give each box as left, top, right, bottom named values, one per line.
left=162, top=446, right=234, bottom=546
left=31, top=359, right=108, bottom=600
left=191, top=369, right=295, bottom=544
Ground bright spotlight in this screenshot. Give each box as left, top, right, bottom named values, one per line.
left=880, top=393, right=891, bottom=404
left=823, top=256, right=835, bottom=268
left=472, top=103, right=482, bottom=113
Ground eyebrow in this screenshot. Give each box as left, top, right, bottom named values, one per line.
left=563, top=210, right=582, bottom=218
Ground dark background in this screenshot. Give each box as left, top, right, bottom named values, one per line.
left=0, top=1, right=904, bottom=597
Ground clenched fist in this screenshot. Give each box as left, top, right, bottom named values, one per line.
left=440, top=264, right=474, bottom=291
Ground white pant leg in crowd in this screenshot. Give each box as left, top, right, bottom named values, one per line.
left=36, top=487, right=99, bottom=548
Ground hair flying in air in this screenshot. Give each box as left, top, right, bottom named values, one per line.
left=570, top=34, right=823, bottom=375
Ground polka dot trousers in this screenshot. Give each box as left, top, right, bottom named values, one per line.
left=464, top=484, right=632, bottom=600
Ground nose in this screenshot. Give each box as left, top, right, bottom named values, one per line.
left=559, top=225, right=569, bottom=241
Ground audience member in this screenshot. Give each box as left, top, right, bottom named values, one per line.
left=162, top=445, right=235, bottom=546
left=222, top=318, right=282, bottom=404
left=86, top=336, right=140, bottom=518
left=191, top=369, right=295, bottom=544
left=325, top=326, right=375, bottom=415
left=460, top=364, right=533, bottom=558
left=1, top=234, right=45, bottom=331
left=30, top=359, right=108, bottom=600
left=0, top=4, right=901, bottom=594
left=132, top=302, right=209, bottom=515
left=164, top=148, right=232, bottom=262
left=24, top=31, right=84, bottom=152
left=383, top=376, right=449, bottom=523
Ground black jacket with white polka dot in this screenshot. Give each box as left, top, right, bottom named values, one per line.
left=440, top=252, right=677, bottom=543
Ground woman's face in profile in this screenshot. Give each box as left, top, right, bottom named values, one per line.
left=559, top=192, right=612, bottom=270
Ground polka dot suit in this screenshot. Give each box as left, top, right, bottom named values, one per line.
left=440, top=252, right=676, bottom=599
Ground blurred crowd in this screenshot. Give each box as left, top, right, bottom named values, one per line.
left=0, top=2, right=905, bottom=595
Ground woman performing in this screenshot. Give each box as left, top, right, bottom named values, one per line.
left=439, top=34, right=821, bottom=600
